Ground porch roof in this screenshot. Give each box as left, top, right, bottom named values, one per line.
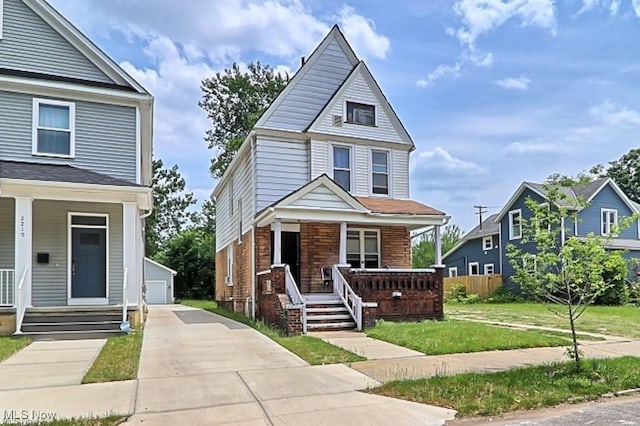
left=356, top=197, right=444, bottom=216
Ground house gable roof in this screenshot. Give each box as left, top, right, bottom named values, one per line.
left=144, top=257, right=177, bottom=276
left=443, top=214, right=499, bottom=260
left=274, top=173, right=368, bottom=212
left=306, top=61, right=414, bottom=146
left=255, top=25, right=358, bottom=131
left=12, top=0, right=148, bottom=93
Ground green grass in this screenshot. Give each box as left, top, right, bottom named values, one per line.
left=370, top=356, right=640, bottom=417
left=0, top=335, right=30, bottom=362
left=181, top=299, right=366, bottom=365
left=0, top=416, right=126, bottom=426
left=82, top=328, right=143, bottom=383
left=446, top=302, right=640, bottom=338
left=366, top=319, right=570, bottom=355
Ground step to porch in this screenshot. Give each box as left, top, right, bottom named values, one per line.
left=303, top=293, right=357, bottom=332
left=21, top=307, right=124, bottom=340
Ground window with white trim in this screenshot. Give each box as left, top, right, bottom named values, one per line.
left=601, top=208, right=618, bottom=236
left=32, top=98, right=75, bottom=157
left=371, top=150, right=389, bottom=195
left=346, top=101, right=375, bottom=126
left=484, top=263, right=495, bottom=275
left=226, top=246, right=233, bottom=286
left=482, top=236, right=493, bottom=250
left=448, top=267, right=458, bottom=277
left=509, top=209, right=522, bottom=240
left=523, top=254, right=537, bottom=273
left=347, top=229, right=380, bottom=269
left=468, top=262, right=480, bottom=276
left=333, top=145, right=351, bottom=192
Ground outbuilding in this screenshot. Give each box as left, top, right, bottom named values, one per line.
left=144, top=257, right=177, bottom=304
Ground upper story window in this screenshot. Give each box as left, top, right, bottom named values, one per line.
left=601, top=208, right=618, bottom=236
left=32, top=98, right=75, bottom=158
left=346, top=101, right=375, bottom=126
left=482, top=236, right=493, bottom=250
left=509, top=209, right=522, bottom=240
left=333, top=145, right=351, bottom=192
left=371, top=150, right=389, bottom=195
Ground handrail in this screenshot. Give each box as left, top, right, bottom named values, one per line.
left=122, top=267, right=128, bottom=324
left=15, top=266, right=30, bottom=334
left=0, top=269, right=14, bottom=306
left=284, top=265, right=307, bottom=333
left=332, top=265, right=363, bottom=330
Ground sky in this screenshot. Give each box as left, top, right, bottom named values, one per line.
left=49, top=0, right=640, bottom=234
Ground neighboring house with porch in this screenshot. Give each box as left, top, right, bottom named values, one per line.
left=213, top=25, right=449, bottom=334
left=445, top=178, right=640, bottom=285
left=0, top=0, right=153, bottom=337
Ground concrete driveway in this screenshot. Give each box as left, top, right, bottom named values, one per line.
left=124, top=305, right=455, bottom=426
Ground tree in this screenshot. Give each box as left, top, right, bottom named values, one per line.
left=412, top=224, right=463, bottom=268
left=199, top=62, right=288, bottom=177
left=145, top=159, right=196, bottom=257
left=507, top=180, right=629, bottom=368
left=606, top=148, right=640, bottom=203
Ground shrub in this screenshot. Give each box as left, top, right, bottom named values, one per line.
left=486, top=285, right=525, bottom=303
left=459, top=293, right=482, bottom=304
left=448, top=283, right=467, bottom=302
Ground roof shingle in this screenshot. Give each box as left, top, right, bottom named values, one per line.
left=356, top=197, right=444, bottom=215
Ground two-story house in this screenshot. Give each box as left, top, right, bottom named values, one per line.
left=213, top=26, right=449, bottom=334
left=445, top=178, right=640, bottom=286
left=0, top=0, right=153, bottom=337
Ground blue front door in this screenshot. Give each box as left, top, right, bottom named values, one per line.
left=71, top=228, right=107, bottom=298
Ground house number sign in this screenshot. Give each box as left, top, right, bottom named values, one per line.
left=19, top=215, right=25, bottom=238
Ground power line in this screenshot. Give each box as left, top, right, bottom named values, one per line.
left=474, top=205, right=488, bottom=229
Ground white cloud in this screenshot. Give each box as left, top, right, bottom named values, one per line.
left=505, top=140, right=564, bottom=155
left=589, top=100, right=640, bottom=126
left=495, top=75, right=532, bottom=90
left=336, top=6, right=391, bottom=60
left=416, top=62, right=462, bottom=88
left=576, top=0, right=620, bottom=16
left=411, top=147, right=487, bottom=191
left=633, top=0, right=640, bottom=18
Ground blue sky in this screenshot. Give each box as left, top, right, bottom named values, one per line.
left=50, top=0, right=640, bottom=233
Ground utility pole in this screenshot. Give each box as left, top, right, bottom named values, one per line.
left=474, top=205, right=487, bottom=229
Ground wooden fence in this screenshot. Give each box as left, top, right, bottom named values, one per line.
left=443, top=275, right=503, bottom=298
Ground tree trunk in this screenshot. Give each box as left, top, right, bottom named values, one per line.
left=568, top=303, right=581, bottom=368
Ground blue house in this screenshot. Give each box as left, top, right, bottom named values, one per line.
left=446, top=178, right=640, bottom=282
left=443, top=214, right=501, bottom=278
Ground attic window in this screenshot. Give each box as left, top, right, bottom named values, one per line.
left=346, top=101, right=375, bottom=126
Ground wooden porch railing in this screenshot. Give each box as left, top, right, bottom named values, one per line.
left=0, top=269, right=14, bottom=306
left=15, top=266, right=30, bottom=334
left=332, top=266, right=363, bottom=330
left=284, top=265, right=307, bottom=333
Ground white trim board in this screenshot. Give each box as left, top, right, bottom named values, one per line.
left=31, top=98, right=76, bottom=159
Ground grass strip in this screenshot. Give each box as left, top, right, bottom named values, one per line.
left=366, top=319, right=569, bottom=355
left=181, top=299, right=365, bottom=364
left=1, top=416, right=128, bottom=426
left=0, top=336, right=30, bottom=362
left=82, top=328, right=143, bottom=383
left=370, top=356, right=640, bottom=417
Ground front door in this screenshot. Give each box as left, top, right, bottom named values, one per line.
left=271, top=231, right=301, bottom=287
left=70, top=215, right=108, bottom=304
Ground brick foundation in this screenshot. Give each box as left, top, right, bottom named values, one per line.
left=215, top=229, right=254, bottom=313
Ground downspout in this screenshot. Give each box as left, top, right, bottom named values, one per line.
left=251, top=225, right=256, bottom=320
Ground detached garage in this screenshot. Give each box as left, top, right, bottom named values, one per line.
left=144, top=257, right=177, bottom=304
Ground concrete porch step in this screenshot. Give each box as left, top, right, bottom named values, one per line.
left=306, top=314, right=352, bottom=321
left=23, top=329, right=123, bottom=341
left=307, top=321, right=356, bottom=331
left=306, top=306, right=349, bottom=314
left=23, top=314, right=121, bottom=323
left=22, top=321, right=121, bottom=333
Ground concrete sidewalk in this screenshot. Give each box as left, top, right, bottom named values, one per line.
left=310, top=330, right=424, bottom=359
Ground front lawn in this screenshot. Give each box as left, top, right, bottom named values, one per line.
left=14, top=416, right=126, bottom=426
left=181, top=300, right=365, bottom=365
left=446, top=302, right=640, bottom=338
left=82, top=328, right=143, bottom=383
left=0, top=336, right=30, bottom=362
left=366, top=319, right=569, bottom=355
left=371, top=356, right=640, bottom=417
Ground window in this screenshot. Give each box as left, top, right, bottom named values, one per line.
left=226, top=246, right=233, bottom=286
left=347, top=229, right=380, bottom=269
left=468, top=262, right=480, bottom=275
left=482, top=236, right=493, bottom=250
left=346, top=101, right=375, bottom=126
left=371, top=150, right=389, bottom=195
left=509, top=209, right=522, bottom=240
left=448, top=267, right=458, bottom=277
left=333, top=146, right=351, bottom=191
left=484, top=263, right=495, bottom=275
left=33, top=99, right=75, bottom=157
left=601, top=208, right=618, bottom=236
left=523, top=254, right=537, bottom=273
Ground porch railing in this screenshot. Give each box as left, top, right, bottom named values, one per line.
left=332, top=265, right=363, bottom=330
left=15, top=267, right=30, bottom=334
left=0, top=269, right=14, bottom=306
left=285, top=265, right=307, bottom=333
left=122, top=267, right=128, bottom=324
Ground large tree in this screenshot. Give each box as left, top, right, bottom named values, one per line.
left=507, top=180, right=629, bottom=368
left=145, top=159, right=196, bottom=257
left=199, top=62, right=288, bottom=177
left=605, top=148, right=640, bottom=203
left=412, top=224, right=463, bottom=268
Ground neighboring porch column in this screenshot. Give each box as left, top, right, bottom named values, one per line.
left=14, top=197, right=33, bottom=307
left=339, top=222, right=347, bottom=265
left=434, top=225, right=443, bottom=266
left=273, top=219, right=282, bottom=265
left=122, top=202, right=139, bottom=305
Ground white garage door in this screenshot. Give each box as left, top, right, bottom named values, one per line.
left=146, top=280, right=167, bottom=304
